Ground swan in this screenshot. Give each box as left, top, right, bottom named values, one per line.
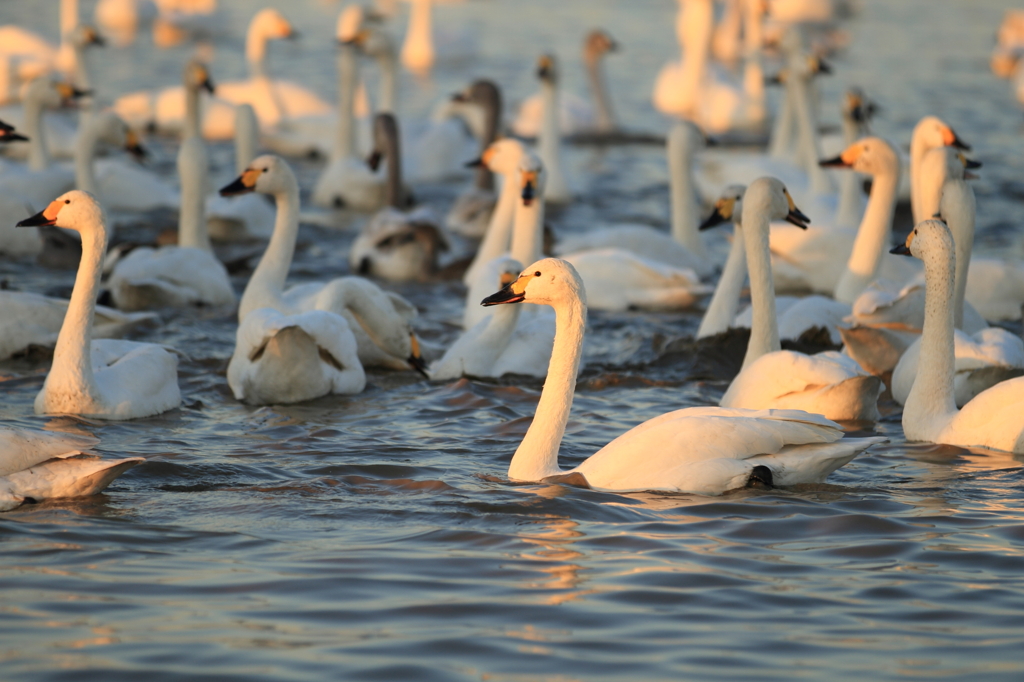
left=552, top=120, right=717, bottom=278
left=206, top=103, right=275, bottom=241
left=891, top=220, right=1024, bottom=454
left=480, top=257, right=884, bottom=493
left=349, top=113, right=448, bottom=282
left=445, top=80, right=502, bottom=238
left=0, top=118, right=46, bottom=258
left=0, top=427, right=143, bottom=512
left=430, top=257, right=554, bottom=381
left=511, top=30, right=619, bottom=138
left=74, top=110, right=179, bottom=213
left=0, top=0, right=81, bottom=82
left=719, top=178, right=883, bottom=422
left=108, top=61, right=235, bottom=310
left=16, top=192, right=181, bottom=420
left=909, top=115, right=970, bottom=225
left=891, top=180, right=1024, bottom=407
left=533, top=54, right=572, bottom=204
left=219, top=154, right=427, bottom=374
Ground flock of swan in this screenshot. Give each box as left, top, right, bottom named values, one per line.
left=0, top=0, right=1023, bottom=512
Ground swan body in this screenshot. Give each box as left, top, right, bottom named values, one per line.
left=562, top=249, right=709, bottom=312
left=227, top=307, right=366, bottom=405
left=554, top=224, right=708, bottom=274
left=0, top=290, right=157, bottom=361
left=895, top=220, right=1024, bottom=454
left=349, top=114, right=448, bottom=282
left=430, top=257, right=554, bottom=381
left=720, top=178, right=882, bottom=422
left=0, top=427, right=142, bottom=512
left=16, top=191, right=181, bottom=420
left=221, top=154, right=426, bottom=373
left=481, top=257, right=883, bottom=494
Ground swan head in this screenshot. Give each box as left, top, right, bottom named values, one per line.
left=336, top=5, right=366, bottom=44
left=220, top=154, right=297, bottom=197
left=668, top=120, right=708, bottom=157
left=17, top=190, right=105, bottom=235
left=584, top=30, right=618, bottom=63
left=914, top=115, right=970, bottom=152
left=27, top=79, right=88, bottom=109
left=466, top=138, right=525, bottom=175
left=70, top=24, right=106, bottom=49
left=0, top=120, right=28, bottom=143
left=183, top=60, right=215, bottom=94
left=447, top=80, right=501, bottom=138
left=91, top=111, right=146, bottom=160
left=252, top=8, right=297, bottom=41
left=482, top=258, right=586, bottom=309
left=843, top=87, right=878, bottom=125
left=890, top=220, right=955, bottom=264
left=819, top=137, right=898, bottom=177
left=699, top=184, right=746, bottom=231
left=537, top=54, right=558, bottom=83
left=743, top=177, right=810, bottom=229
left=517, top=152, right=545, bottom=206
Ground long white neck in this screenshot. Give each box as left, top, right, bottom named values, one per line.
left=246, top=21, right=272, bottom=79
left=680, top=0, right=712, bottom=116
left=509, top=195, right=543, bottom=268
left=184, top=82, right=201, bottom=140
left=740, top=0, right=765, bottom=124
left=25, top=91, right=49, bottom=172
left=697, top=221, right=746, bottom=338
left=917, top=148, right=952, bottom=226
left=73, top=117, right=101, bottom=195
left=239, top=175, right=300, bottom=320
left=47, top=208, right=104, bottom=405
left=235, top=104, right=258, bottom=173
left=401, top=0, right=433, bottom=70
left=668, top=129, right=704, bottom=256
left=834, top=116, right=866, bottom=228
left=791, top=71, right=831, bottom=194
left=585, top=53, right=615, bottom=133
left=72, top=42, right=94, bottom=125
left=333, top=43, right=358, bottom=160
left=943, top=180, right=976, bottom=330
left=903, top=232, right=958, bottom=434
left=741, top=200, right=780, bottom=369
left=377, top=45, right=397, bottom=114
left=833, top=156, right=900, bottom=304
left=177, top=136, right=210, bottom=251
left=539, top=78, right=568, bottom=200
left=464, top=169, right=518, bottom=286
left=768, top=77, right=795, bottom=160
left=507, top=293, right=586, bottom=481
left=909, top=127, right=930, bottom=226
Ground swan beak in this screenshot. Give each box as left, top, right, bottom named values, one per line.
left=765, top=71, right=784, bottom=85
left=201, top=76, right=215, bottom=94
left=890, top=243, right=912, bottom=256
left=55, top=83, right=91, bottom=105
left=88, top=28, right=106, bottom=46
left=820, top=144, right=860, bottom=169
left=465, top=146, right=495, bottom=169
left=0, top=130, right=28, bottom=142
left=219, top=168, right=260, bottom=196
left=339, top=29, right=370, bottom=47
left=819, top=155, right=849, bottom=168
left=943, top=127, right=971, bottom=151
left=407, top=334, right=429, bottom=378
left=521, top=170, right=538, bottom=206
left=964, top=157, right=983, bottom=169
left=815, top=58, right=832, bottom=75
left=700, top=197, right=735, bottom=231
left=125, top=130, right=146, bottom=160
left=786, top=207, right=810, bottom=229
left=537, top=55, right=554, bottom=80
left=366, top=150, right=382, bottom=171
left=464, top=157, right=484, bottom=168
left=16, top=200, right=63, bottom=228
left=482, top=278, right=527, bottom=306
left=286, top=28, right=300, bottom=40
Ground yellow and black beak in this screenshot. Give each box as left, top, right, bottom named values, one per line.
left=464, top=157, right=484, bottom=168
left=407, top=334, right=428, bottom=378
left=219, top=168, right=260, bottom=196
left=818, top=154, right=849, bottom=168
left=699, top=203, right=731, bottom=231
left=786, top=206, right=810, bottom=229
left=87, top=28, right=106, bottom=46
left=521, top=171, right=538, bottom=206
left=0, top=128, right=28, bottom=142
left=55, top=82, right=92, bottom=105
left=482, top=274, right=529, bottom=306
left=17, top=199, right=63, bottom=228
left=125, top=129, right=146, bottom=161
left=201, top=75, right=215, bottom=94
left=366, top=150, right=382, bottom=172
left=944, top=127, right=970, bottom=151
left=537, top=55, right=554, bottom=80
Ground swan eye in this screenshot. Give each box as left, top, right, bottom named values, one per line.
left=534, top=271, right=541, bottom=277
left=262, top=168, right=268, bottom=173
left=64, top=199, right=70, bottom=204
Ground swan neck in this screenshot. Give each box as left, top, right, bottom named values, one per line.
left=476, top=95, right=501, bottom=192
left=334, top=44, right=357, bottom=160
left=791, top=74, right=831, bottom=194
left=585, top=55, right=615, bottom=133
left=184, top=83, right=201, bottom=139
left=669, top=136, right=704, bottom=256
left=50, top=209, right=104, bottom=402
left=246, top=21, right=270, bottom=78
left=833, top=160, right=899, bottom=304
left=25, top=93, right=49, bottom=172
left=742, top=204, right=780, bottom=369
left=509, top=195, right=544, bottom=268
left=404, top=0, right=433, bottom=59
left=383, top=124, right=403, bottom=208
left=538, top=78, right=560, bottom=175
left=904, top=237, right=958, bottom=427
left=508, top=294, right=586, bottom=482
left=73, top=118, right=101, bottom=195
left=240, top=176, right=300, bottom=320
left=697, top=222, right=746, bottom=338
left=235, top=107, right=258, bottom=173
left=177, top=137, right=210, bottom=251
left=464, top=170, right=518, bottom=286
left=378, top=48, right=397, bottom=114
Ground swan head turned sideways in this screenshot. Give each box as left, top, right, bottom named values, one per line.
left=482, top=258, right=586, bottom=309
left=184, top=60, right=215, bottom=93
left=890, top=220, right=955, bottom=265
left=252, top=8, right=298, bottom=42
left=70, top=24, right=106, bottom=49
left=819, top=136, right=898, bottom=176
left=220, top=154, right=296, bottom=197
left=699, top=184, right=746, bottom=231
left=744, top=177, right=810, bottom=229
left=337, top=5, right=366, bottom=44
left=914, top=116, right=970, bottom=152
left=17, top=190, right=105, bottom=235
left=467, top=138, right=525, bottom=175
left=584, top=30, right=618, bottom=63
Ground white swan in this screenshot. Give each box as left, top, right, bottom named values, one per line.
left=909, top=116, right=970, bottom=225
left=512, top=30, right=619, bottom=138
left=696, top=186, right=748, bottom=338
left=108, top=62, right=235, bottom=311
left=720, top=178, right=883, bottom=422
left=16, top=192, right=181, bottom=420
left=349, top=113, right=447, bottom=282
left=892, top=220, right=1024, bottom=454
left=74, top=110, right=179, bottom=213
left=430, top=257, right=554, bottom=381
left=0, top=427, right=142, bottom=512
left=206, top=103, right=275, bottom=241
left=480, top=257, right=884, bottom=494
left=219, top=154, right=427, bottom=374
left=553, top=121, right=717, bottom=278
left=891, top=180, right=1024, bottom=407
left=533, top=54, right=572, bottom=204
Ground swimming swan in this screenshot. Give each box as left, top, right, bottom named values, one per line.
left=16, top=191, right=181, bottom=420
left=0, top=427, right=142, bottom=512
left=480, top=257, right=884, bottom=494
left=892, top=220, right=1024, bottom=454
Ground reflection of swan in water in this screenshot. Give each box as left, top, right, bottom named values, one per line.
left=514, top=501, right=592, bottom=606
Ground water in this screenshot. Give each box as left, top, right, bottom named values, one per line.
left=3, top=0, right=1024, bottom=679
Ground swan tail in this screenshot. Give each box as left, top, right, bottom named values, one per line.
left=752, top=437, right=887, bottom=486
left=1, top=454, right=143, bottom=509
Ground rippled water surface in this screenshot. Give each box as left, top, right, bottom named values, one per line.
left=3, top=0, right=1024, bottom=679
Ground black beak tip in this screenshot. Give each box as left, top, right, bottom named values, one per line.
left=366, top=151, right=382, bottom=172
left=890, top=243, right=912, bottom=256
left=16, top=210, right=53, bottom=228
left=464, top=157, right=484, bottom=168
left=408, top=355, right=429, bottom=378
left=219, top=177, right=250, bottom=196
left=699, top=210, right=726, bottom=231
left=818, top=155, right=847, bottom=168
left=952, top=137, right=971, bottom=152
